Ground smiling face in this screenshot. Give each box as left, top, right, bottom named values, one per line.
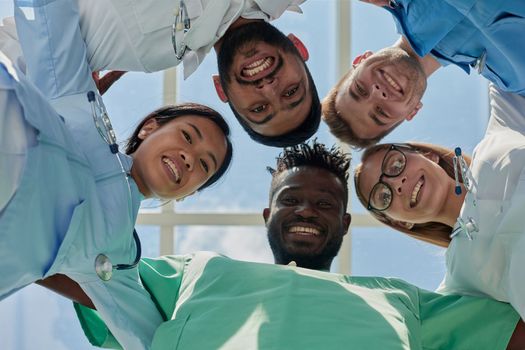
left=216, top=22, right=312, bottom=137
left=357, top=146, right=453, bottom=224
left=264, top=167, right=351, bottom=270
left=130, top=116, right=228, bottom=200
left=334, top=48, right=426, bottom=140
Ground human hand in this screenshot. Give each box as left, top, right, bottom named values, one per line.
left=359, top=0, right=395, bottom=8
left=92, top=70, right=127, bottom=95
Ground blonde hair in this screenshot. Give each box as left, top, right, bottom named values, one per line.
left=354, top=142, right=471, bottom=248
left=322, top=68, right=398, bottom=149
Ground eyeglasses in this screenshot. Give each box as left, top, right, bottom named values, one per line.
left=366, top=144, right=409, bottom=211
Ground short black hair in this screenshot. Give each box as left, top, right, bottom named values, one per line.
left=229, top=64, right=321, bottom=147
left=267, top=139, right=351, bottom=209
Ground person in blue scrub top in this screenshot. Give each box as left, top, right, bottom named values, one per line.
left=323, top=0, right=525, bottom=148
left=355, top=83, right=525, bottom=325
left=0, top=1, right=232, bottom=349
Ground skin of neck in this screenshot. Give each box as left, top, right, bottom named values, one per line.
left=394, top=36, right=441, bottom=77
left=129, top=161, right=152, bottom=199
left=213, top=18, right=262, bottom=53
left=437, top=180, right=467, bottom=227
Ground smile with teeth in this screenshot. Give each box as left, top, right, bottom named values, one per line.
left=410, top=176, right=424, bottom=207
left=288, top=226, right=321, bottom=236
left=242, top=57, right=274, bottom=77
left=384, top=71, right=402, bottom=92
left=162, top=157, right=181, bottom=184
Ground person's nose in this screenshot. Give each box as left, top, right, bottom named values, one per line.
left=179, top=150, right=194, bottom=171
left=371, top=82, right=389, bottom=99
left=385, top=175, right=407, bottom=195
left=256, top=77, right=278, bottom=96
left=294, top=201, right=318, bottom=219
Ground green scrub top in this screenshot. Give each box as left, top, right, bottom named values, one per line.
left=76, top=252, right=519, bottom=350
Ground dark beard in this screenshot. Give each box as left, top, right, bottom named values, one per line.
left=267, top=225, right=343, bottom=271
left=217, top=21, right=297, bottom=89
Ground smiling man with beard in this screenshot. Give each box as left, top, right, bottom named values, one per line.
left=213, top=20, right=320, bottom=147
left=264, top=141, right=351, bottom=270
left=5, top=0, right=320, bottom=147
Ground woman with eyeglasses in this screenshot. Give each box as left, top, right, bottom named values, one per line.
left=354, top=83, right=525, bottom=321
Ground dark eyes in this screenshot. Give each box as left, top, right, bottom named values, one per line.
left=376, top=106, right=388, bottom=117
left=250, top=86, right=299, bottom=113
left=200, top=159, right=209, bottom=173
left=281, top=197, right=298, bottom=205
left=283, top=85, right=299, bottom=98
left=356, top=83, right=367, bottom=96
left=280, top=197, right=334, bottom=208
left=317, top=201, right=333, bottom=209
left=182, top=130, right=192, bottom=144
left=182, top=130, right=209, bottom=174
left=251, top=104, right=267, bottom=113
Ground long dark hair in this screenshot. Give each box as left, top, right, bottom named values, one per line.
left=126, top=103, right=233, bottom=191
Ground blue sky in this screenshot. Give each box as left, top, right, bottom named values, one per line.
left=0, top=1, right=489, bottom=348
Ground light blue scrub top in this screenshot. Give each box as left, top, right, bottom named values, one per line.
left=386, top=0, right=525, bottom=95
left=0, top=1, right=163, bottom=349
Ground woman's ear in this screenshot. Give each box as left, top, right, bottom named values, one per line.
left=138, top=118, right=160, bottom=140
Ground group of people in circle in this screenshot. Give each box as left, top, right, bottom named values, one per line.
left=2, top=0, right=525, bottom=349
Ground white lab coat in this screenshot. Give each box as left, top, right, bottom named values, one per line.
left=438, top=84, right=525, bottom=320
left=77, top=0, right=304, bottom=78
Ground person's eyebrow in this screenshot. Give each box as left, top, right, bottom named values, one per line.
left=249, top=113, right=274, bottom=125
left=369, top=112, right=387, bottom=126
left=188, top=122, right=218, bottom=170
left=188, top=123, right=203, bottom=139
left=279, top=186, right=341, bottom=201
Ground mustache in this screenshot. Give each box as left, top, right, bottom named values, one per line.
left=235, top=56, right=284, bottom=86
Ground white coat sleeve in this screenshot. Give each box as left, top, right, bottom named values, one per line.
left=485, top=83, right=525, bottom=137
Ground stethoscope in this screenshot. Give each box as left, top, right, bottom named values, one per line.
left=450, top=147, right=479, bottom=240
left=87, top=91, right=142, bottom=281
left=172, top=0, right=191, bottom=60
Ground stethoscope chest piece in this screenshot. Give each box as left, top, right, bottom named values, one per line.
left=95, top=254, right=113, bottom=281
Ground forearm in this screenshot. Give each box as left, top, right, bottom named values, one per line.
left=36, top=274, right=95, bottom=309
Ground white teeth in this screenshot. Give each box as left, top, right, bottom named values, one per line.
left=410, top=178, right=424, bottom=206
left=246, top=58, right=266, bottom=69
left=384, top=72, right=401, bottom=92
left=162, top=157, right=180, bottom=183
left=243, top=57, right=273, bottom=77
left=288, top=226, right=320, bottom=236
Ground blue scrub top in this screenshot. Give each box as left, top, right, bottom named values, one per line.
left=387, top=0, right=525, bottom=95
left=0, top=1, right=164, bottom=349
